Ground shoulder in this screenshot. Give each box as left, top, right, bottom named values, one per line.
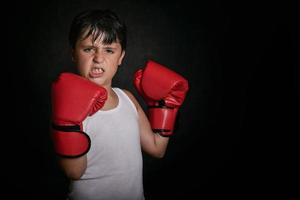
left=121, top=89, right=137, bottom=103
left=120, top=89, right=140, bottom=110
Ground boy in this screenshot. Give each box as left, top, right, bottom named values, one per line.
left=51, top=9, right=188, bottom=200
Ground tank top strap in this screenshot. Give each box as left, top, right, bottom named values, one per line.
left=113, top=88, right=138, bottom=116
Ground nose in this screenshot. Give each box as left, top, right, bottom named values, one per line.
left=93, top=50, right=104, bottom=63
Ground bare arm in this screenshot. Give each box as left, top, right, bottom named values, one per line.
left=58, top=155, right=87, bottom=180
left=124, top=90, right=169, bottom=158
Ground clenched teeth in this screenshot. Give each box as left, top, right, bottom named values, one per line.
left=92, top=67, right=105, bottom=73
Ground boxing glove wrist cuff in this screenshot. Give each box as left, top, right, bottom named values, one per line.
left=52, top=125, right=91, bottom=158
left=155, top=132, right=171, bottom=137
left=148, top=107, right=178, bottom=136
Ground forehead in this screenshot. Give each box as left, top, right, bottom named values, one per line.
left=77, top=28, right=120, bottom=46
left=78, top=33, right=121, bottom=47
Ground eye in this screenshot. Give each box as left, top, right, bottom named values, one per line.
left=105, top=49, right=114, bottom=54
left=83, top=47, right=94, bottom=53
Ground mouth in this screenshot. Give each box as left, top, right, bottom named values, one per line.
left=89, top=66, right=105, bottom=78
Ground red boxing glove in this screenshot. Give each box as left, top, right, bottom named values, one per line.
left=51, top=72, right=107, bottom=157
left=134, top=60, right=189, bottom=136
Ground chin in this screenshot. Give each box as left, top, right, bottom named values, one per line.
left=89, top=78, right=104, bottom=86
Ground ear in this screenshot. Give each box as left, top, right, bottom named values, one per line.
left=118, top=50, right=126, bottom=66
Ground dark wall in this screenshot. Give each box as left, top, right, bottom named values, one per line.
left=2, top=0, right=297, bottom=199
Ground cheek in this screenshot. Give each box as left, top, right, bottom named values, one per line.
left=76, top=55, right=90, bottom=66
left=76, top=58, right=91, bottom=76
left=110, top=66, right=119, bottom=78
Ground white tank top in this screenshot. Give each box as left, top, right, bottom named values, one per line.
left=69, top=88, right=144, bottom=200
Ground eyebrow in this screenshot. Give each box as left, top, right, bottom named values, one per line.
left=79, top=43, right=117, bottom=48
left=102, top=46, right=117, bottom=49
left=80, top=41, right=119, bottom=46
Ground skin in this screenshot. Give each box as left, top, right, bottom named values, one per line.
left=59, top=33, right=169, bottom=180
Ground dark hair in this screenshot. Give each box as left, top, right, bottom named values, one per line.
left=69, top=9, right=127, bottom=50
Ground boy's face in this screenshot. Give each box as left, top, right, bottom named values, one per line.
left=72, top=33, right=125, bottom=88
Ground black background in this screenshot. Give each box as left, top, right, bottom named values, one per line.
left=1, top=0, right=298, bottom=199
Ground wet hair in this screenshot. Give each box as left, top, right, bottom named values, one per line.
left=69, top=9, right=127, bottom=50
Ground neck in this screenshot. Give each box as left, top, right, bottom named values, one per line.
left=99, top=85, right=118, bottom=111
left=101, top=84, right=115, bottom=98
